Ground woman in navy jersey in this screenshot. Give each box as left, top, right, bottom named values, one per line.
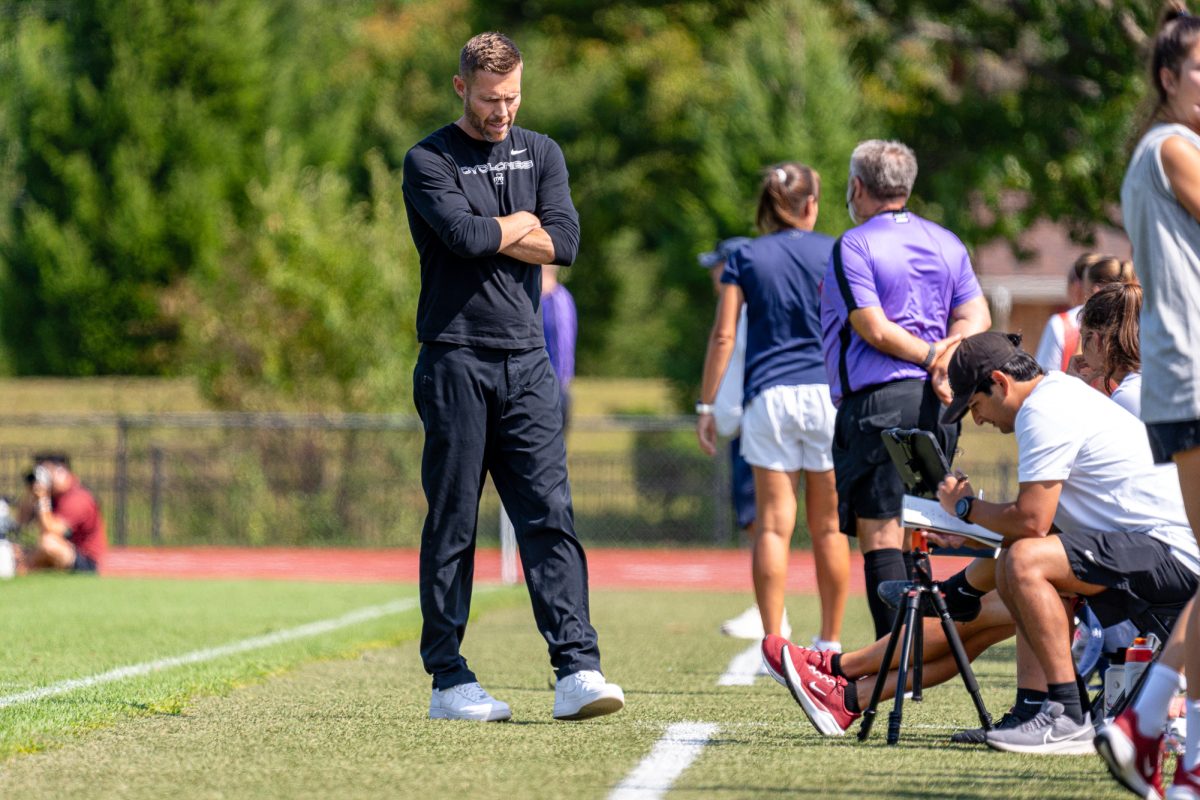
left=697, top=163, right=849, bottom=660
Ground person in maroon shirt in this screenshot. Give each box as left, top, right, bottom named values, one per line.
left=17, top=453, right=106, bottom=574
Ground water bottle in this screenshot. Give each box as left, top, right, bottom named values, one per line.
left=1125, top=638, right=1155, bottom=702
left=1104, top=663, right=1126, bottom=719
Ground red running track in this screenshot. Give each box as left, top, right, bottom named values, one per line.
left=106, top=547, right=974, bottom=591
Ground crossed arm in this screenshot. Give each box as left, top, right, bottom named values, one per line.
left=497, top=212, right=556, bottom=264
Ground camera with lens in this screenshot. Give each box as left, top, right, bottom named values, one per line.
left=23, top=465, right=51, bottom=490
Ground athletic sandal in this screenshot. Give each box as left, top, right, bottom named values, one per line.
left=984, top=701, right=1094, bottom=755
left=781, top=645, right=859, bottom=736
left=429, top=681, right=512, bottom=722
left=1095, top=708, right=1165, bottom=800
left=552, top=670, right=624, bottom=720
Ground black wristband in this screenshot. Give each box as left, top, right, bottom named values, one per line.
left=921, top=342, right=936, bottom=369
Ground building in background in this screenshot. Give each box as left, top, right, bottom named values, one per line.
left=974, top=221, right=1131, bottom=356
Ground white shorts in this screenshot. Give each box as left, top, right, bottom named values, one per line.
left=740, top=383, right=836, bottom=473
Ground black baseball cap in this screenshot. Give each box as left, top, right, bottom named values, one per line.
left=942, top=332, right=1024, bottom=424
left=697, top=237, right=752, bottom=269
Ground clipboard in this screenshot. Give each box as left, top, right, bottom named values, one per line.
left=882, top=427, right=1003, bottom=550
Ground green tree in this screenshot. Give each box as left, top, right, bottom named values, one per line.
left=182, top=142, right=417, bottom=412
left=833, top=0, right=1158, bottom=244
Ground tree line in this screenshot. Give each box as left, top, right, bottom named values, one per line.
left=0, top=0, right=1164, bottom=410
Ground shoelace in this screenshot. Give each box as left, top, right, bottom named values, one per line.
left=456, top=683, right=490, bottom=702
left=573, top=670, right=605, bottom=689
left=1014, top=710, right=1054, bottom=732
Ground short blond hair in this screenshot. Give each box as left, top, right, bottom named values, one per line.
left=459, top=32, right=522, bottom=79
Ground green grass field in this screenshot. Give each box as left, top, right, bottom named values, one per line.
left=0, top=576, right=1132, bottom=799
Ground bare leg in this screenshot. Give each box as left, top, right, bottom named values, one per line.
left=996, top=536, right=1105, bottom=685
left=857, top=516, right=904, bottom=553
left=839, top=591, right=1014, bottom=678
left=1175, top=447, right=1200, bottom=705
left=806, top=469, right=848, bottom=644
left=855, top=623, right=1015, bottom=706
left=26, top=533, right=75, bottom=571
left=752, top=467, right=800, bottom=637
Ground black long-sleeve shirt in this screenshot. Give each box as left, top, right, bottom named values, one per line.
left=402, top=123, right=580, bottom=349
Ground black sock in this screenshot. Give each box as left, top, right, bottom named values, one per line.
left=1012, top=687, right=1048, bottom=721
left=830, top=653, right=847, bottom=680
left=864, top=548, right=907, bottom=639
left=938, top=570, right=985, bottom=620
left=843, top=679, right=860, bottom=714
left=1048, top=681, right=1084, bottom=724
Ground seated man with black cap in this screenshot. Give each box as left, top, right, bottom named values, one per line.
left=780, top=331, right=1199, bottom=755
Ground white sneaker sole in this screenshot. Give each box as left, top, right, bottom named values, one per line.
left=1094, top=726, right=1161, bottom=800
left=429, top=706, right=512, bottom=722
left=985, top=734, right=1095, bottom=755
left=553, top=694, right=624, bottom=721
left=781, top=646, right=845, bottom=737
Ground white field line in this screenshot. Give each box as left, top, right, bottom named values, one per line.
left=0, top=596, right=423, bottom=710
left=608, top=722, right=720, bottom=800
left=717, top=642, right=763, bottom=686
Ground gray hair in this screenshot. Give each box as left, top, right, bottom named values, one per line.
left=849, top=140, right=918, bottom=200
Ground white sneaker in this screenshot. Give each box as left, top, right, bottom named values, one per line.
left=429, top=681, right=512, bottom=722
left=552, top=670, right=625, bottom=720
left=720, top=606, right=791, bottom=640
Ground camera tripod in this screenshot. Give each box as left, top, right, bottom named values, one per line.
left=857, top=538, right=993, bottom=745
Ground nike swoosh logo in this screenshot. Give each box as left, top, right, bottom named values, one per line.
left=511, top=148, right=527, bottom=154
left=807, top=681, right=828, bottom=699
left=957, top=587, right=975, bottom=597
left=1045, top=728, right=1085, bottom=744
left=1022, top=699, right=1043, bottom=706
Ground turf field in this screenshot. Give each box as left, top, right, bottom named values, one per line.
left=0, top=575, right=1132, bottom=799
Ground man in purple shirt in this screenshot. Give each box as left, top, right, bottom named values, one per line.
left=541, top=264, right=577, bottom=428
left=819, top=139, right=991, bottom=638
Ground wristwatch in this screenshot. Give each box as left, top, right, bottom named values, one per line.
left=695, top=402, right=715, bottom=415
left=955, top=496, right=975, bottom=522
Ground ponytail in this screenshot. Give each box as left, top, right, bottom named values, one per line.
left=756, top=163, right=820, bottom=234
left=1079, top=282, right=1143, bottom=386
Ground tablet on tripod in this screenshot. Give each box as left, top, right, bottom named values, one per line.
left=880, top=428, right=951, bottom=500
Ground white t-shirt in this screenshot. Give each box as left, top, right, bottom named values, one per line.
left=1034, top=305, right=1083, bottom=373
left=713, top=308, right=748, bottom=438
left=1016, top=372, right=1198, bottom=571
left=1109, top=372, right=1142, bottom=418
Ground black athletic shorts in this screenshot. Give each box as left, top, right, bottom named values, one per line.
left=1060, top=529, right=1197, bottom=628
left=1146, top=418, right=1200, bottom=464
left=832, top=378, right=959, bottom=536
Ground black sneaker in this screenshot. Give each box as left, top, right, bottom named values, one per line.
left=876, top=580, right=981, bottom=622
left=949, top=709, right=1021, bottom=744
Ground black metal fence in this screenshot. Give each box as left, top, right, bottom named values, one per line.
left=0, top=414, right=1018, bottom=549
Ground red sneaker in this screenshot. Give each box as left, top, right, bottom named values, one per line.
left=1095, top=708, right=1164, bottom=800
left=761, top=634, right=792, bottom=686
left=1168, top=757, right=1200, bottom=799
left=781, top=643, right=859, bottom=736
